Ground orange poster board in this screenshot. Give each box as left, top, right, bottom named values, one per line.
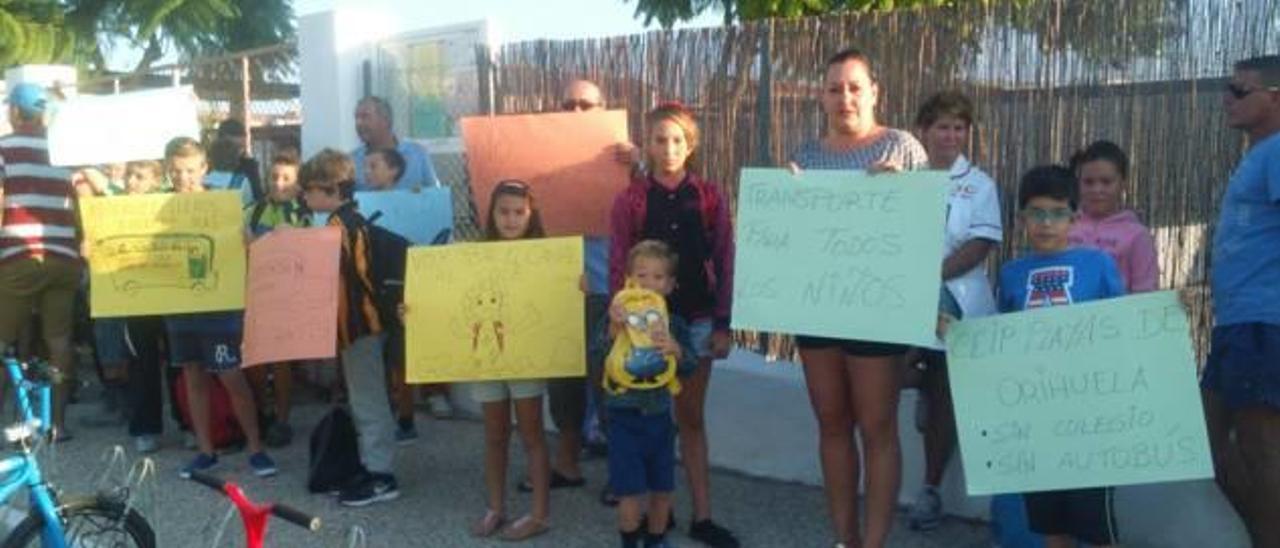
left=461, top=110, right=630, bottom=236
left=242, top=227, right=342, bottom=367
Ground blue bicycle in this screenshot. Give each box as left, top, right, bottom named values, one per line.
left=0, top=352, right=155, bottom=548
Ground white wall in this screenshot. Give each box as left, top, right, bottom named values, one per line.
left=700, top=350, right=1250, bottom=548
left=298, top=9, right=397, bottom=159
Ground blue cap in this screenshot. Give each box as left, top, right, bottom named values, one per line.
left=7, top=83, right=47, bottom=115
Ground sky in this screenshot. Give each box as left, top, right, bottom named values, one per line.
left=105, top=0, right=723, bottom=74
left=292, top=0, right=724, bottom=42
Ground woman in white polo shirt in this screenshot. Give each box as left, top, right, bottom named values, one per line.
left=906, top=91, right=1004, bottom=531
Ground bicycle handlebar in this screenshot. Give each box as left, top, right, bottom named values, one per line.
left=271, top=504, right=322, bottom=532
left=188, top=470, right=226, bottom=491
left=187, top=471, right=322, bottom=532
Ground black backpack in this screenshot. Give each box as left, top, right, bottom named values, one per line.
left=364, top=212, right=411, bottom=329
left=308, top=406, right=365, bottom=494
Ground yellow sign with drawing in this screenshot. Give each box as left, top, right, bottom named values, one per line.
left=404, top=237, right=585, bottom=383
left=80, top=192, right=246, bottom=317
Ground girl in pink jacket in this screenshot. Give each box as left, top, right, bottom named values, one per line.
left=1068, top=140, right=1160, bottom=293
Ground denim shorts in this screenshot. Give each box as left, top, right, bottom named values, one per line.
left=1024, top=487, right=1118, bottom=545
left=470, top=379, right=547, bottom=403
left=608, top=408, right=676, bottom=497
left=1201, top=322, right=1280, bottom=411
left=688, top=318, right=714, bottom=360
left=165, top=312, right=243, bottom=373
left=92, top=319, right=132, bottom=366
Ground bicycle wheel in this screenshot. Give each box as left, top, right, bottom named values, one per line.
left=1, top=494, right=156, bottom=548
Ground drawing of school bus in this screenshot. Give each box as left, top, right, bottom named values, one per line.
left=94, top=233, right=219, bottom=294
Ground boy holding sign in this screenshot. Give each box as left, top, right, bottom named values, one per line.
left=244, top=149, right=310, bottom=448
left=300, top=149, right=400, bottom=507
left=361, top=145, right=442, bottom=441
left=992, top=166, right=1126, bottom=548
left=163, top=138, right=276, bottom=479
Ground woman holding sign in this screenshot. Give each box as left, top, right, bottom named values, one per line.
left=789, top=48, right=928, bottom=548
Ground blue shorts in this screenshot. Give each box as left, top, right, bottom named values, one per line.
left=92, top=319, right=132, bottom=366
left=688, top=318, right=714, bottom=360
left=1202, top=322, right=1280, bottom=411
left=164, top=312, right=243, bottom=373
left=1024, top=487, right=1118, bottom=545
left=607, top=408, right=676, bottom=497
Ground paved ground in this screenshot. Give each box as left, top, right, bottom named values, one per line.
left=26, top=385, right=991, bottom=547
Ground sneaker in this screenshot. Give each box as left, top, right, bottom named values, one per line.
left=908, top=485, right=943, bottom=531
left=133, top=435, right=159, bottom=454
left=645, top=533, right=676, bottom=548
left=179, top=453, right=219, bottom=479
left=330, top=470, right=368, bottom=497
left=264, top=422, right=293, bottom=448
left=248, top=452, right=278, bottom=478
left=427, top=394, right=454, bottom=419
left=599, top=485, right=619, bottom=507
left=339, top=473, right=400, bottom=507
left=688, top=518, right=739, bottom=548
left=395, top=423, right=419, bottom=446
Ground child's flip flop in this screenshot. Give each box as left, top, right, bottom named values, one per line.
left=499, top=515, right=550, bottom=542
left=517, top=471, right=585, bottom=492
left=470, top=509, right=505, bottom=538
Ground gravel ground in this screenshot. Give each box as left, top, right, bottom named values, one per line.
left=23, top=386, right=991, bottom=548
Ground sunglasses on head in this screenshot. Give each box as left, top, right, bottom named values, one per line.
left=561, top=99, right=600, bottom=111
left=495, top=179, right=530, bottom=192
left=303, top=179, right=350, bottom=196
left=1226, top=82, right=1280, bottom=99
left=304, top=186, right=337, bottom=196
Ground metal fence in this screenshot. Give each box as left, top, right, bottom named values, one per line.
left=489, top=0, right=1280, bottom=360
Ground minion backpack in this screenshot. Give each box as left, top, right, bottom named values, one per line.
left=603, top=279, right=680, bottom=396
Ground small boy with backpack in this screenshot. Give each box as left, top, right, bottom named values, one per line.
left=244, top=149, right=309, bottom=448
left=299, top=148, right=400, bottom=507
left=361, top=147, right=435, bottom=442
left=599, top=240, right=697, bottom=548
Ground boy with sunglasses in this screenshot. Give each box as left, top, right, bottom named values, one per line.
left=995, top=165, right=1126, bottom=548
left=300, top=149, right=400, bottom=506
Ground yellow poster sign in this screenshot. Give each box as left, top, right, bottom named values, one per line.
left=405, top=237, right=585, bottom=383
left=81, top=192, right=246, bottom=317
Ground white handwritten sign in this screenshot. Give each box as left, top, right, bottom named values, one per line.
left=946, top=291, right=1213, bottom=495
left=731, top=168, right=949, bottom=346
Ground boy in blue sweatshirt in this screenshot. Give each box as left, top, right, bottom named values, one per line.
left=998, top=165, right=1125, bottom=548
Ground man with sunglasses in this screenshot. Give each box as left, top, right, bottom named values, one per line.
left=522, top=80, right=639, bottom=504
left=351, top=95, right=440, bottom=191
left=1203, top=54, right=1280, bottom=548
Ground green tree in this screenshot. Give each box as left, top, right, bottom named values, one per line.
left=0, top=0, right=78, bottom=66
left=627, top=0, right=962, bottom=27
left=626, top=0, right=1187, bottom=65
left=1, top=0, right=294, bottom=75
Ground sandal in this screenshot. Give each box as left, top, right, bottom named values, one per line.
left=517, top=471, right=586, bottom=492
left=470, top=509, right=505, bottom=538
left=499, top=515, right=550, bottom=541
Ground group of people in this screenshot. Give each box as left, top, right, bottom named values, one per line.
left=0, top=46, right=1277, bottom=548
